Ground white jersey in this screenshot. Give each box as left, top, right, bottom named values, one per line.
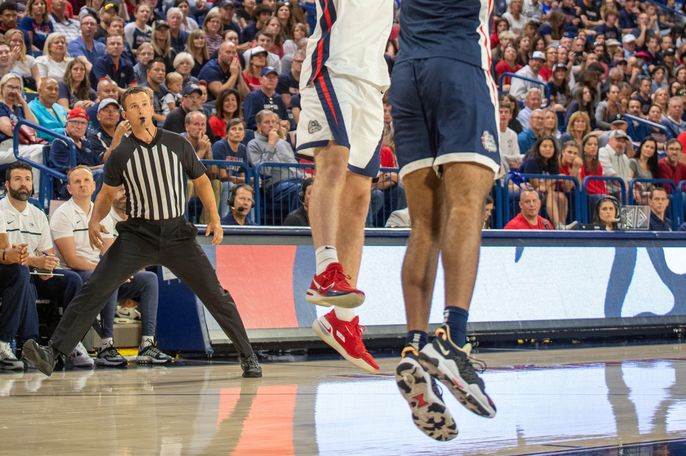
left=50, top=199, right=113, bottom=266
left=0, top=197, right=52, bottom=255
left=0, top=209, right=5, bottom=234
left=300, top=0, right=393, bottom=92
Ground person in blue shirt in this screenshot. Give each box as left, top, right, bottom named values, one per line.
left=220, top=184, right=256, bottom=225
left=27, top=78, right=67, bottom=140
left=648, top=187, right=673, bottom=231
left=242, top=66, right=287, bottom=130
left=67, top=14, right=106, bottom=64
left=90, top=34, right=136, bottom=90
left=48, top=107, right=102, bottom=178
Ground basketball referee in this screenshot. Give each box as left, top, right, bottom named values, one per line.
left=23, top=87, right=262, bottom=378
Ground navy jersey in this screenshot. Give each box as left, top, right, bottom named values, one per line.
left=396, top=0, right=492, bottom=70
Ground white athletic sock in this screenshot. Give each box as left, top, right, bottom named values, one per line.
left=100, top=337, right=113, bottom=349
left=141, top=336, right=155, bottom=348
left=334, top=307, right=355, bottom=322
left=315, top=245, right=338, bottom=275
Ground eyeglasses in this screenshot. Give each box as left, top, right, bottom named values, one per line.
left=68, top=119, right=88, bottom=125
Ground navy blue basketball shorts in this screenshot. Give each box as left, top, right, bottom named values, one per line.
left=389, top=58, right=501, bottom=181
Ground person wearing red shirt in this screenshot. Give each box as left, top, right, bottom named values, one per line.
left=504, top=188, right=555, bottom=230
left=658, top=139, right=686, bottom=193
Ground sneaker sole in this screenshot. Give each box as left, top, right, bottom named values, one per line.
left=65, top=361, right=95, bottom=369
left=94, top=359, right=129, bottom=368
left=305, top=289, right=365, bottom=308
left=136, top=356, right=173, bottom=365
left=396, top=357, right=457, bottom=441
left=419, top=345, right=497, bottom=418
left=21, top=340, right=54, bottom=376
left=0, top=361, right=25, bottom=372
left=311, top=319, right=379, bottom=374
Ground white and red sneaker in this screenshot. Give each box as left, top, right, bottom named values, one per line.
left=312, top=310, right=379, bottom=374
left=306, top=262, right=365, bottom=308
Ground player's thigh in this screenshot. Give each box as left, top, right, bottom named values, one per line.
left=296, top=73, right=354, bottom=157
left=389, top=60, right=434, bottom=181
left=346, top=83, right=384, bottom=176
left=418, top=59, right=500, bottom=175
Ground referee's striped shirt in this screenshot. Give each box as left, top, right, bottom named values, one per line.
left=103, top=129, right=206, bottom=220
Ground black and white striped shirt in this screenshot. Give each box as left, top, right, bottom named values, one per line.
left=104, top=129, right=206, bottom=220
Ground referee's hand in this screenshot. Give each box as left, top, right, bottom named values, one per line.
left=206, top=218, right=223, bottom=245
left=89, top=221, right=110, bottom=250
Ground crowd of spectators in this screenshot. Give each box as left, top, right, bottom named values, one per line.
left=0, top=0, right=684, bottom=231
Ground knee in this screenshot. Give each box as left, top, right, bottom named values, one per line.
left=136, top=271, right=158, bottom=287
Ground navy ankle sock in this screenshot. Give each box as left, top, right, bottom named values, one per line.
left=443, top=307, right=469, bottom=347
left=405, top=330, right=428, bottom=350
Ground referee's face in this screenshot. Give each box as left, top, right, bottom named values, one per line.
left=123, top=92, right=154, bottom=128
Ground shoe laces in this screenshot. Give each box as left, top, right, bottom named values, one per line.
left=242, top=354, right=259, bottom=370
left=324, top=263, right=353, bottom=285
left=343, top=317, right=370, bottom=356
left=142, top=344, right=163, bottom=357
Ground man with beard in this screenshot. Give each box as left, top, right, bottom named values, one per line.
left=0, top=163, right=83, bottom=364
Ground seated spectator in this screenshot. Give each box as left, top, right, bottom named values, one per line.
left=66, top=13, right=106, bottom=65
left=658, top=139, right=686, bottom=192
left=509, top=50, right=546, bottom=100
left=495, top=45, right=521, bottom=93
left=151, top=20, right=177, bottom=73
left=580, top=133, right=607, bottom=197
left=50, top=166, right=172, bottom=366
left=209, top=88, right=242, bottom=139
left=558, top=141, right=582, bottom=192
left=560, top=111, right=591, bottom=146
left=172, top=51, right=199, bottom=88
left=504, top=188, right=555, bottom=230
left=0, top=74, right=44, bottom=185
left=198, top=41, right=249, bottom=102
left=186, top=29, right=210, bottom=77
left=483, top=195, right=495, bottom=229
left=166, top=7, right=189, bottom=54
left=661, top=97, right=686, bottom=139
left=625, top=99, right=651, bottom=143
left=599, top=130, right=632, bottom=195
left=241, top=3, right=272, bottom=44
left=86, top=78, right=121, bottom=132
left=595, top=84, right=623, bottom=131
left=283, top=177, right=313, bottom=226
left=1, top=162, right=82, bottom=358
left=48, top=107, right=102, bottom=178
left=0, top=204, right=33, bottom=371
left=277, top=49, right=304, bottom=109
left=202, top=8, right=224, bottom=59
left=5, top=29, right=39, bottom=91
left=50, top=0, right=80, bottom=43
left=517, top=88, right=543, bottom=130
left=91, top=34, right=136, bottom=90
left=35, top=33, right=71, bottom=89
left=221, top=184, right=256, bottom=225
left=132, top=42, right=155, bottom=85
left=184, top=110, right=221, bottom=224
left=499, top=99, right=522, bottom=172
left=521, top=136, right=569, bottom=228
left=123, top=2, right=152, bottom=52
left=646, top=104, right=669, bottom=147
left=630, top=137, right=659, bottom=203
left=241, top=45, right=268, bottom=91
left=247, top=109, right=304, bottom=224
left=57, top=58, right=96, bottom=110
left=0, top=2, right=20, bottom=35
left=162, top=83, right=208, bottom=134
left=162, top=71, right=183, bottom=115
left=648, top=186, right=672, bottom=231
left=541, top=108, right=561, bottom=140
left=518, top=108, right=544, bottom=154
left=564, top=86, right=596, bottom=130
left=243, top=66, right=288, bottom=130
left=283, top=22, right=307, bottom=60
left=141, top=58, right=168, bottom=125
left=254, top=30, right=283, bottom=73
left=28, top=78, right=68, bottom=140
left=20, top=0, right=54, bottom=54
left=590, top=196, right=621, bottom=231
left=213, top=118, right=249, bottom=218
left=89, top=98, right=129, bottom=163
left=177, top=0, right=200, bottom=32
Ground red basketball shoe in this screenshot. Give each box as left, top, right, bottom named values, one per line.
left=306, top=262, right=365, bottom=308
left=312, top=310, right=379, bottom=373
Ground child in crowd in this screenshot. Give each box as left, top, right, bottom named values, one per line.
left=162, top=72, right=184, bottom=115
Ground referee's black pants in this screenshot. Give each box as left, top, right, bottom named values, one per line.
left=50, top=217, right=254, bottom=358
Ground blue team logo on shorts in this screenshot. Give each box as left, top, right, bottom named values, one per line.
left=308, top=120, right=323, bottom=134
left=481, top=131, right=498, bottom=153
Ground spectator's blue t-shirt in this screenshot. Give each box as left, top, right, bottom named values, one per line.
left=243, top=90, right=288, bottom=130
left=396, top=0, right=489, bottom=69
left=49, top=137, right=101, bottom=173
left=197, top=59, right=228, bottom=101
left=212, top=139, right=247, bottom=163
left=19, top=16, right=53, bottom=50
left=0, top=103, right=24, bottom=143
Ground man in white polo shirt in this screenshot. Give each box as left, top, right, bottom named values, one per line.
left=51, top=167, right=172, bottom=366
left=1, top=162, right=83, bottom=367
left=0, top=207, right=32, bottom=370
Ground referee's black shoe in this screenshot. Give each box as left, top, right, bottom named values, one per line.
left=21, top=340, right=59, bottom=377
left=240, top=353, right=262, bottom=378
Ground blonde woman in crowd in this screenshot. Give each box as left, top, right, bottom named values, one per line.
left=35, top=33, right=72, bottom=89
left=5, top=29, right=40, bottom=91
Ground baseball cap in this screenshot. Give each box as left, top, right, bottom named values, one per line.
left=218, top=0, right=235, bottom=7
left=635, top=51, right=652, bottom=61
left=622, top=34, right=637, bottom=44
left=68, top=107, right=89, bottom=122
left=182, top=84, right=202, bottom=96
left=665, top=47, right=676, bottom=56
left=97, top=98, right=120, bottom=113
left=553, top=63, right=568, bottom=72
left=260, top=66, right=278, bottom=77
left=609, top=129, right=629, bottom=140
left=531, top=51, right=545, bottom=61
left=606, top=39, right=621, bottom=47
left=610, top=116, right=628, bottom=126
left=244, top=46, right=268, bottom=62
left=154, top=20, right=170, bottom=30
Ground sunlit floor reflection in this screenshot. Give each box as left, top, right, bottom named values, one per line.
left=2, top=343, right=685, bottom=456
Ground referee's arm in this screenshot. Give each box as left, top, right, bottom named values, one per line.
left=88, top=184, right=117, bottom=250
left=192, top=174, right=224, bottom=245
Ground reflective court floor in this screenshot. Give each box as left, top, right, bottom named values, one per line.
left=2, top=343, right=686, bottom=456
